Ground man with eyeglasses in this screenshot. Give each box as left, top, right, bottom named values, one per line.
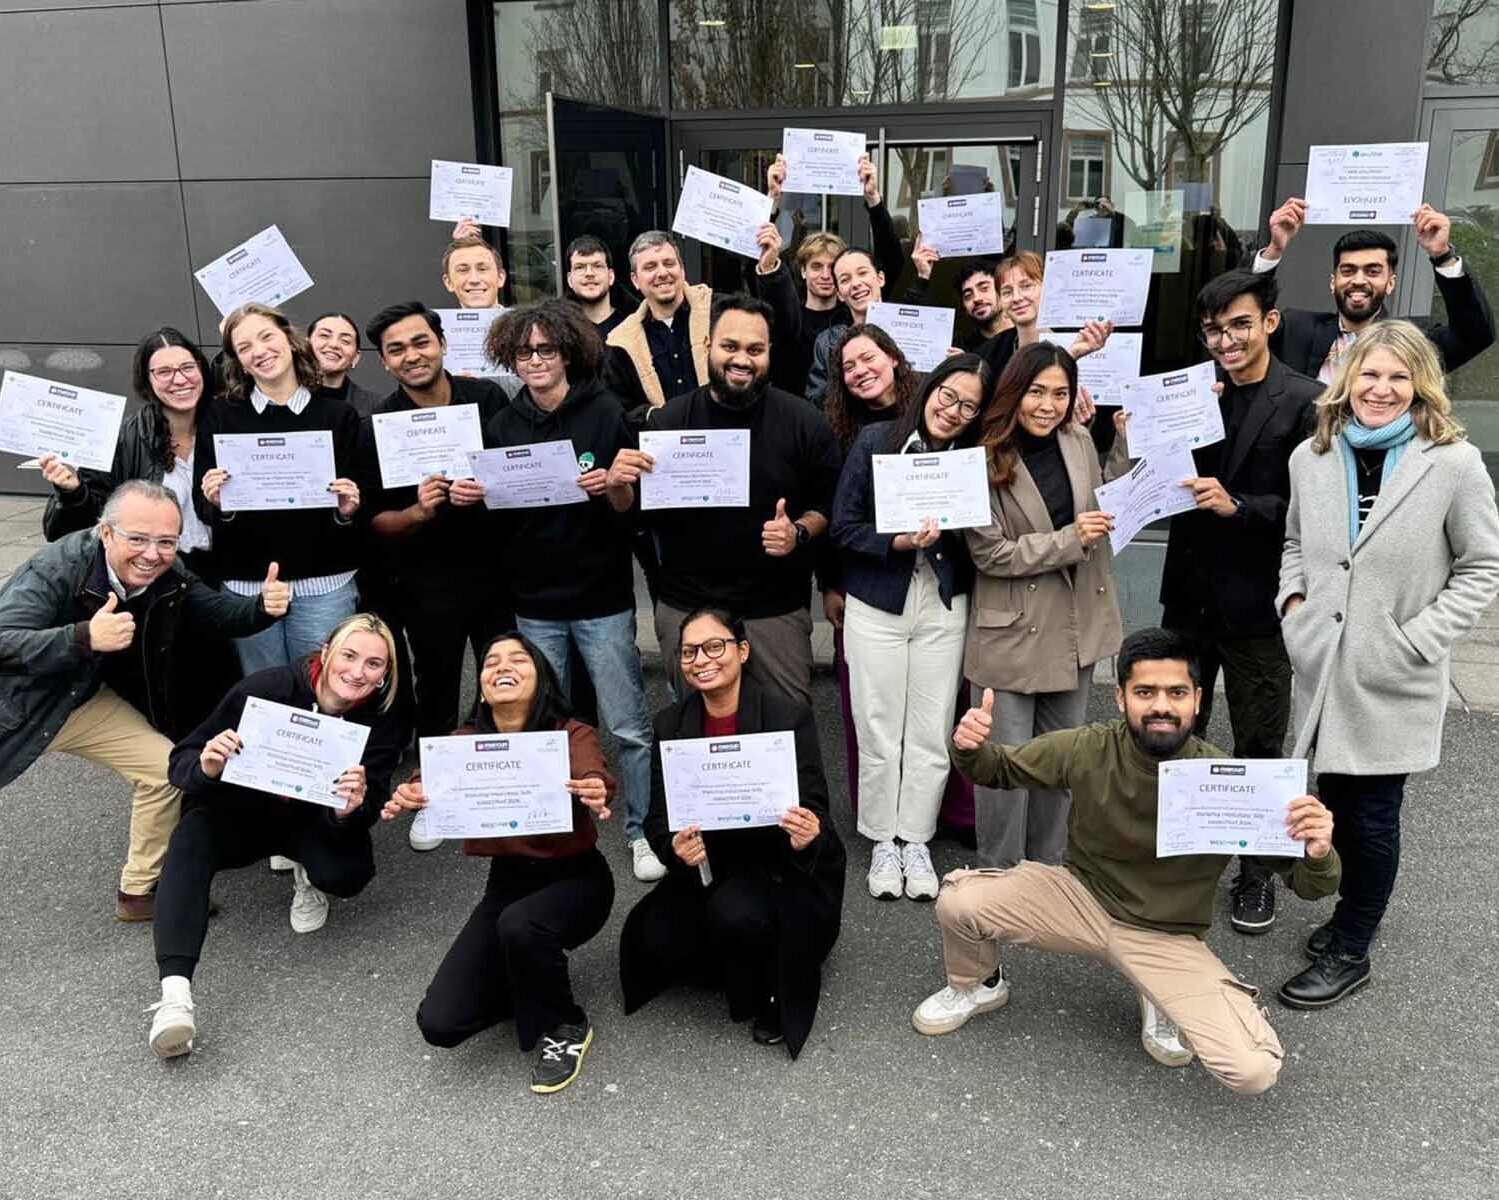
left=0, top=480, right=287, bottom=921
left=1113, top=269, right=1321, bottom=937
left=565, top=236, right=625, bottom=339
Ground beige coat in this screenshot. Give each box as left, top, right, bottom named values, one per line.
left=604, top=283, right=713, bottom=410
left=963, top=424, right=1123, bottom=693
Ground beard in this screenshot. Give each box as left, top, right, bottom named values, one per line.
left=1126, top=712, right=1194, bottom=759
left=708, top=362, right=769, bottom=410
left=1334, top=285, right=1385, bottom=323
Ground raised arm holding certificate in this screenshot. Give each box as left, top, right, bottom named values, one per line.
left=672, top=166, right=774, bottom=260
left=193, top=225, right=314, bottom=317
left=1156, top=759, right=1307, bottom=858
left=1092, top=443, right=1198, bottom=554
left=1304, top=143, right=1429, bottom=225
left=872, top=446, right=991, bottom=534
left=1121, top=361, right=1223, bottom=457
left=213, top=430, right=339, bottom=512
left=637, top=429, right=750, bottom=509
left=1075, top=331, right=1144, bottom=407
left=221, top=697, right=371, bottom=810
left=781, top=128, right=865, bottom=196
left=468, top=440, right=589, bottom=510
left=1037, top=249, right=1153, bottom=328
left=370, top=404, right=483, bottom=488
left=419, top=730, right=572, bottom=839
left=0, top=371, right=126, bottom=471
left=429, top=159, right=514, bottom=226
left=660, top=731, right=800, bottom=832
left=867, top=302, right=955, bottom=372
left=916, top=192, right=1006, bottom=257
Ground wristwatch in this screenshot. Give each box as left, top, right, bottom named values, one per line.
left=793, top=520, right=810, bottom=547
left=1430, top=248, right=1458, bottom=268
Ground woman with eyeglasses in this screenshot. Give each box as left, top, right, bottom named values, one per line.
left=620, top=607, right=846, bottom=1058
left=830, top=355, right=991, bottom=902
left=965, top=343, right=1122, bottom=871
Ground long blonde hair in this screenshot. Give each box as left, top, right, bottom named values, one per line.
left=314, top=613, right=400, bottom=713
left=1310, top=320, right=1465, bottom=453
left=220, top=302, right=323, bottom=404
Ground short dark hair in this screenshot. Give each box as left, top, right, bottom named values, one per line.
left=1115, top=627, right=1202, bottom=688
left=1195, top=269, right=1278, bottom=321
left=709, top=293, right=775, bottom=336
left=366, top=302, right=443, bottom=353
left=1332, top=229, right=1398, bottom=272
left=308, top=312, right=361, bottom=344
left=566, top=235, right=612, bottom=271
left=485, top=299, right=602, bottom=380
left=956, top=260, right=1000, bottom=292
left=679, top=606, right=748, bottom=644
left=473, top=632, right=572, bottom=731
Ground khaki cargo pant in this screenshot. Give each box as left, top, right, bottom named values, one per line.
left=936, top=862, right=1284, bottom=1096
left=49, top=686, right=181, bottom=896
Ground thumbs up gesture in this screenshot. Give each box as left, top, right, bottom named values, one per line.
left=761, top=497, right=799, bottom=558
left=260, top=561, right=291, bottom=617
left=953, top=687, right=996, bottom=752
left=88, top=592, right=137, bottom=653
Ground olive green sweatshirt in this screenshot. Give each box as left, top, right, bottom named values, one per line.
left=951, top=720, right=1342, bottom=938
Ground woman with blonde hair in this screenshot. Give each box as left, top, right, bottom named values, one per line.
left=1277, top=320, right=1499, bottom=1009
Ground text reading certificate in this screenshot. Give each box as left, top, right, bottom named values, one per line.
left=781, top=128, right=865, bottom=196
left=371, top=404, right=483, bottom=488
left=419, top=730, right=573, bottom=839
left=0, top=371, right=126, bottom=471
left=429, top=159, right=515, bottom=227
left=1037, top=249, right=1153, bottom=328
left=872, top=445, right=991, bottom=534
left=637, top=429, right=750, bottom=510
left=661, top=731, right=800, bottom=832
left=468, top=440, right=589, bottom=510
left=866, top=302, right=956, bottom=373
left=194, top=225, right=314, bottom=317
left=1092, top=443, right=1198, bottom=554
left=916, top=192, right=1006, bottom=257
left=221, top=697, right=371, bottom=810
left=213, top=430, right=339, bottom=512
left=672, top=166, right=774, bottom=261
left=1121, top=361, right=1223, bottom=457
left=1304, top=143, right=1429, bottom=225
left=1156, top=759, right=1307, bottom=858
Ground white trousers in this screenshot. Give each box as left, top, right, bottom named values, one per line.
left=844, top=562, right=968, bottom=844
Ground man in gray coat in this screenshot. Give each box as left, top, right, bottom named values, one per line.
left=0, top=481, right=287, bottom=921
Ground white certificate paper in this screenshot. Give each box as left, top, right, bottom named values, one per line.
left=1075, top=331, right=1144, bottom=408
left=419, top=730, right=572, bottom=839
left=429, top=159, right=515, bottom=227
left=371, top=404, right=483, bottom=488
left=193, top=225, right=314, bottom=317
left=673, top=166, right=774, bottom=260
left=660, top=730, right=800, bottom=832
left=782, top=127, right=865, bottom=196
left=1304, top=143, right=1429, bottom=225
left=213, top=430, right=339, bottom=512
left=432, top=308, right=515, bottom=381
left=637, top=428, right=750, bottom=510
left=469, top=439, right=588, bottom=510
left=0, top=371, right=126, bottom=471
left=1156, top=759, right=1307, bottom=858
left=1122, top=361, right=1223, bottom=457
left=1093, top=443, right=1198, bottom=554
left=1037, top=249, right=1153, bottom=328
left=867, top=302, right=956, bottom=372
left=916, top=192, right=1007, bottom=257
left=872, top=446, right=991, bottom=534
left=222, top=697, right=371, bottom=810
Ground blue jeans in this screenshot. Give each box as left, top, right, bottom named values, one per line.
left=233, top=578, right=359, bottom=676
left=517, top=609, right=653, bottom=841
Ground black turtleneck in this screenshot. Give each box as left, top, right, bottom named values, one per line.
left=1016, top=426, right=1074, bottom=531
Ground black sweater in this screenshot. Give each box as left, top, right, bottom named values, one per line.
left=1017, top=427, right=1075, bottom=530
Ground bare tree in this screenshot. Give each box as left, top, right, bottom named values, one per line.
left=506, top=0, right=662, bottom=113
left=1427, top=0, right=1499, bottom=85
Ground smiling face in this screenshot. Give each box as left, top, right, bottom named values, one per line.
left=443, top=244, right=505, bottom=309
left=803, top=252, right=839, bottom=302
left=1016, top=364, right=1073, bottom=437
left=1349, top=346, right=1416, bottom=429
left=309, top=316, right=360, bottom=378
left=1116, top=658, right=1200, bottom=758
left=840, top=334, right=898, bottom=408
left=923, top=370, right=984, bottom=444
left=679, top=614, right=749, bottom=696
left=230, top=314, right=296, bottom=388
left=514, top=323, right=568, bottom=394
left=146, top=345, right=204, bottom=416
left=998, top=264, right=1042, bottom=328
left=630, top=241, right=685, bottom=308
left=100, top=494, right=182, bottom=590
left=479, top=638, right=539, bottom=711
left=707, top=309, right=771, bottom=403
left=378, top=314, right=446, bottom=393
left=960, top=272, right=999, bottom=323
left=1329, top=248, right=1394, bottom=325
left=834, top=251, right=884, bottom=318
left=567, top=250, right=614, bottom=303
left=318, top=630, right=390, bottom=713
left=1199, top=293, right=1278, bottom=379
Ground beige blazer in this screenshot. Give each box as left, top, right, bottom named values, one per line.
left=963, top=424, right=1123, bottom=693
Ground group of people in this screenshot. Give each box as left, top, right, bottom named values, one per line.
left=4, top=182, right=1497, bottom=1098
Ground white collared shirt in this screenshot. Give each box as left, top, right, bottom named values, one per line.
left=105, top=561, right=147, bottom=601
left=250, top=385, right=312, bottom=415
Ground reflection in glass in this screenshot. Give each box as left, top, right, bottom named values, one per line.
left=1431, top=128, right=1499, bottom=416
left=1428, top=0, right=1499, bottom=87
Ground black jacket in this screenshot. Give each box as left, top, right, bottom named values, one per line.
left=43, top=405, right=179, bottom=543
left=327, top=376, right=382, bottom=420
left=620, top=678, right=846, bottom=1058
left=1158, top=357, right=1321, bottom=633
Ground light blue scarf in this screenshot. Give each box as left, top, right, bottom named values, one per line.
left=1339, top=413, right=1416, bottom=546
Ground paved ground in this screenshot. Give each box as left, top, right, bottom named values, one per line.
left=2, top=657, right=1497, bottom=1200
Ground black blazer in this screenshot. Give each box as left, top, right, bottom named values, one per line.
left=1159, top=356, right=1321, bottom=634
left=1270, top=266, right=1495, bottom=378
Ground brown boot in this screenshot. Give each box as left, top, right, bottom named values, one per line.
left=116, top=889, right=155, bottom=922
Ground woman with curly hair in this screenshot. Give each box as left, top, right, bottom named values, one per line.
left=821, top=323, right=920, bottom=453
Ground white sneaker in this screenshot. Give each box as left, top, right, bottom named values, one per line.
left=268, top=855, right=294, bottom=873
left=867, top=839, right=903, bottom=900
left=1138, top=994, right=1194, bottom=1067
left=912, top=971, right=1011, bottom=1035
left=630, top=838, right=667, bottom=882
left=902, top=841, right=939, bottom=900
left=289, top=862, right=329, bottom=933
left=408, top=809, right=442, bottom=852
left=147, top=975, right=196, bottom=1059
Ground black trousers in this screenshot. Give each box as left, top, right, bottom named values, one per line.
left=396, top=577, right=512, bottom=738
left=1318, top=772, right=1408, bottom=957
left=359, top=571, right=417, bottom=748
left=416, top=849, right=613, bottom=1052
left=154, top=796, right=376, bottom=980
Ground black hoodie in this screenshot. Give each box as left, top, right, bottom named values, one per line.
left=482, top=378, right=637, bottom=620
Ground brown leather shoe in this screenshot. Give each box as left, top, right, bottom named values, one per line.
left=116, top=889, right=155, bottom=922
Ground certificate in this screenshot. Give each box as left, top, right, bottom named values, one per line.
left=672, top=166, right=774, bottom=260
left=867, top=302, right=956, bottom=372
left=1122, top=361, right=1223, bottom=457
left=1304, top=143, right=1429, bottom=225
left=782, top=127, right=865, bottom=196
left=213, top=430, right=339, bottom=512
left=872, top=446, right=991, bottom=534
left=468, top=439, right=588, bottom=510
left=660, top=730, right=800, bottom=832
left=1093, top=443, right=1198, bottom=554
left=221, top=697, right=371, bottom=811
left=637, top=428, right=750, bottom=510
left=429, top=159, right=514, bottom=227
left=418, top=730, right=572, bottom=839
left=432, top=308, right=516, bottom=382
left=1037, top=249, right=1153, bottom=328
left=370, top=404, right=483, bottom=488
left=193, top=225, right=314, bottom=317
left=0, top=371, right=126, bottom=471
left=1075, top=331, right=1144, bottom=408
left=1156, top=759, right=1307, bottom=859
left=916, top=192, right=1006, bottom=257
left=1124, top=188, right=1185, bottom=274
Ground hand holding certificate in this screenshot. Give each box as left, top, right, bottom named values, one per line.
left=872, top=446, right=991, bottom=534
left=371, top=405, right=483, bottom=488
left=194, top=225, right=314, bottom=317
left=1156, top=759, right=1308, bottom=858
left=220, top=697, right=372, bottom=811
left=418, top=731, right=572, bottom=839
left=673, top=166, right=774, bottom=260
left=636, top=429, right=750, bottom=509
left=468, top=440, right=589, bottom=510
left=867, top=302, right=956, bottom=373
left=1092, top=443, right=1198, bottom=554
left=1038, top=249, right=1153, bottom=328
left=0, top=371, right=126, bottom=472
left=1304, top=143, right=1429, bottom=225
left=916, top=192, right=1006, bottom=257
left=429, top=159, right=514, bottom=226
left=213, top=430, right=340, bottom=512
left=660, top=731, right=800, bottom=832
left=781, top=128, right=866, bottom=196
left=1121, top=361, right=1223, bottom=457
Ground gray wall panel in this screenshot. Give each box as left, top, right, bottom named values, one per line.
left=163, top=0, right=476, bottom=181
left=0, top=6, right=178, bottom=183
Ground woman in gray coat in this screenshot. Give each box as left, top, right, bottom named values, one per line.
left=1276, top=320, right=1499, bottom=1009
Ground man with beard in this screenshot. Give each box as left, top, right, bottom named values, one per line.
left=1252, top=197, right=1494, bottom=381
left=307, top=313, right=380, bottom=418
left=606, top=295, right=841, bottom=707
left=911, top=628, right=1340, bottom=1096
left=957, top=261, right=1009, bottom=349
left=565, top=236, right=625, bottom=338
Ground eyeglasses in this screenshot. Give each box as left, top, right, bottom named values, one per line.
left=1198, top=317, right=1259, bottom=347
left=515, top=344, right=560, bottom=362
left=148, top=363, right=201, bottom=383
left=933, top=385, right=981, bottom=421
left=679, top=638, right=738, bottom=664
left=108, top=525, right=179, bottom=555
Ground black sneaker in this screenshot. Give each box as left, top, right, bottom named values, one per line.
left=1303, top=921, right=1334, bottom=959
left=752, top=995, right=784, bottom=1046
left=1230, top=870, right=1276, bottom=934
left=1277, top=949, right=1371, bottom=1009
left=530, top=1023, right=593, bottom=1094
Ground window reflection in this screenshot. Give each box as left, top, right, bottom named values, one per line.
left=1429, top=0, right=1499, bottom=86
